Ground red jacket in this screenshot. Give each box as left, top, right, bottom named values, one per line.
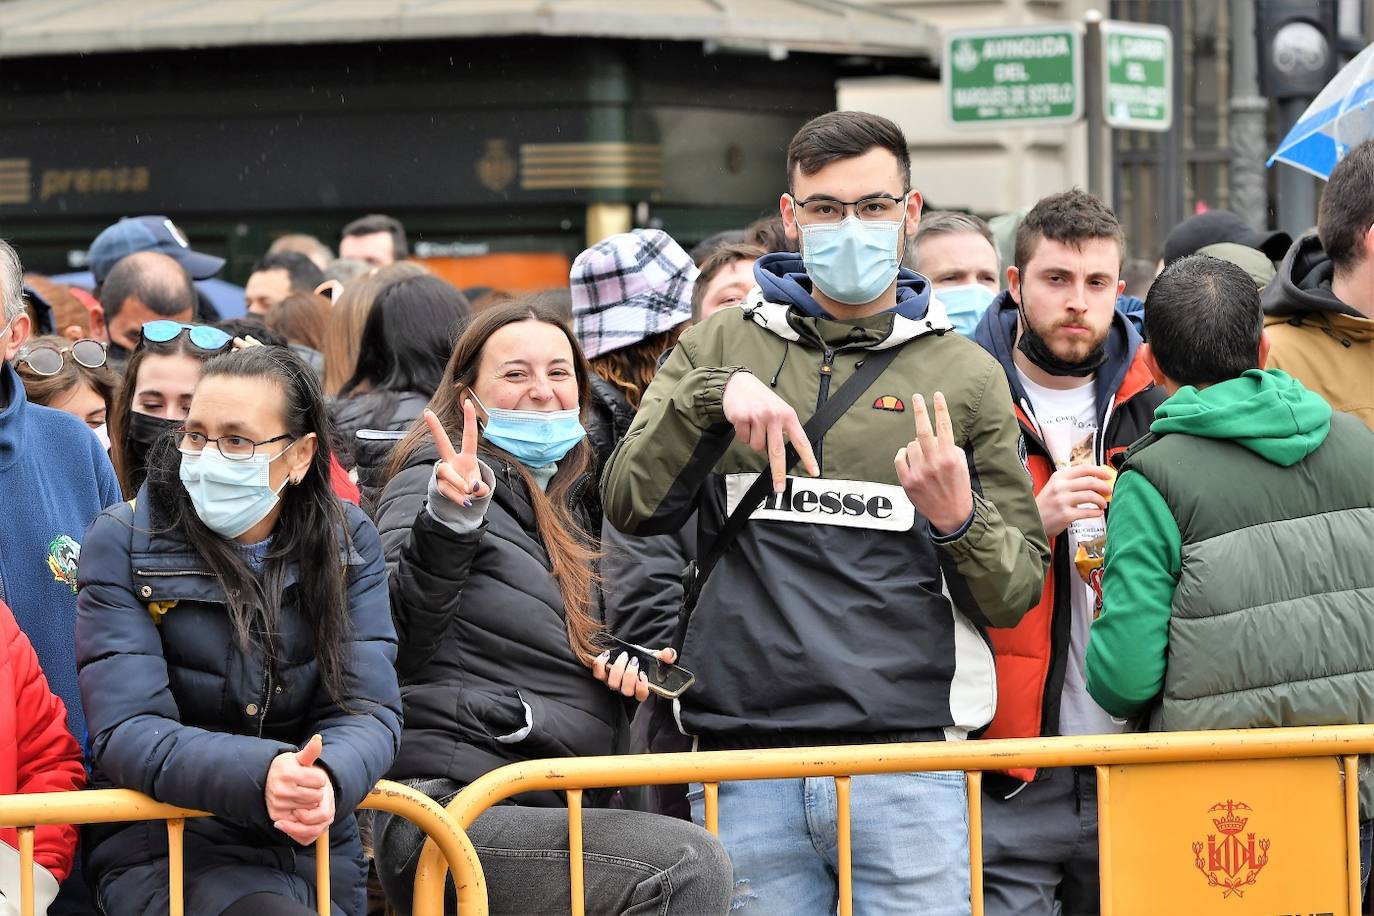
left=973, top=298, right=1163, bottom=782
left=0, top=599, right=85, bottom=881
left=329, top=452, right=361, bottom=505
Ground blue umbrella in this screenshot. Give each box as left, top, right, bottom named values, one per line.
left=1269, top=42, right=1374, bottom=180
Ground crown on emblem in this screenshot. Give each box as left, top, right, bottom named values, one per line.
left=1209, top=800, right=1251, bottom=835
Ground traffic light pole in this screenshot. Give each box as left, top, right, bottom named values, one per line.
left=1276, top=97, right=1321, bottom=238
left=1083, top=11, right=1110, bottom=203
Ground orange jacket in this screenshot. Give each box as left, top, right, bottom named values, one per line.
left=972, top=296, right=1163, bottom=783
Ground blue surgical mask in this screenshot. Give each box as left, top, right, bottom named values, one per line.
left=935, top=284, right=998, bottom=336
left=179, top=447, right=291, bottom=539
left=799, top=213, right=904, bottom=306
left=472, top=394, right=587, bottom=468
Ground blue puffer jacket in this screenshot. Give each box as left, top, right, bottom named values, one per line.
left=75, top=491, right=402, bottom=916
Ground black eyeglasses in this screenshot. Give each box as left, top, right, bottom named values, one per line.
left=16, top=339, right=107, bottom=376
left=790, top=193, right=909, bottom=225
left=178, top=430, right=294, bottom=461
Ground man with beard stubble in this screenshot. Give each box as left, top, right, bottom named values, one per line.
left=970, top=190, right=1165, bottom=914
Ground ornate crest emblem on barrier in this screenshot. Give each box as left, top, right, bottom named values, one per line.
left=1192, top=799, right=1270, bottom=898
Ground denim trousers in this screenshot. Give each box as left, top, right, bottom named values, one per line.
left=372, top=777, right=733, bottom=916
left=688, top=772, right=971, bottom=916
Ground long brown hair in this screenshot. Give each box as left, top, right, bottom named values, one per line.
left=589, top=326, right=683, bottom=409
left=386, top=299, right=604, bottom=664
left=266, top=292, right=331, bottom=351
left=109, top=334, right=218, bottom=498
left=321, top=262, right=427, bottom=396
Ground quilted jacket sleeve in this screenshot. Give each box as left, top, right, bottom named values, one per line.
left=309, top=505, right=402, bottom=814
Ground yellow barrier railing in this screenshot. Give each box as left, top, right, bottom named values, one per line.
left=0, top=779, right=489, bottom=916
left=412, top=724, right=1374, bottom=916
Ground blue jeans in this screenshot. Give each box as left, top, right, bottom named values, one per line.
left=689, top=773, right=971, bottom=916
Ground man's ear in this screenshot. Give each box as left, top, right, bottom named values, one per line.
left=1258, top=329, right=1272, bottom=369
left=1140, top=342, right=1168, bottom=388
left=904, top=190, right=923, bottom=238
left=1006, top=266, right=1022, bottom=304
left=1117, top=279, right=1127, bottom=297
left=87, top=305, right=107, bottom=343
left=780, top=193, right=800, bottom=246
left=2, top=312, right=31, bottom=361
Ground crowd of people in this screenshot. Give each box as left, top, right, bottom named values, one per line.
left=0, top=108, right=1370, bottom=916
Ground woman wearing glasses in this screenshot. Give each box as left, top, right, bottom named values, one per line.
left=108, top=320, right=237, bottom=498
left=14, top=336, right=117, bottom=448
left=76, top=345, right=402, bottom=916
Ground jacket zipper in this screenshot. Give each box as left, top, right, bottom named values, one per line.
left=134, top=568, right=214, bottom=578
left=256, top=665, right=273, bottom=738
left=813, top=348, right=836, bottom=471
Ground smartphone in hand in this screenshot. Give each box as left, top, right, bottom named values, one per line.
left=600, top=635, right=696, bottom=699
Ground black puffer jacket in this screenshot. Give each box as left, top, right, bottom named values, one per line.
left=586, top=376, right=637, bottom=477
left=76, top=490, right=402, bottom=916
left=331, top=389, right=429, bottom=511
left=374, top=445, right=627, bottom=807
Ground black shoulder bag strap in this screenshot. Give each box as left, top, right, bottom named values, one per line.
left=673, top=342, right=906, bottom=649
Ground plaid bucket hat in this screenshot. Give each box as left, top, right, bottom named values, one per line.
left=571, top=229, right=698, bottom=359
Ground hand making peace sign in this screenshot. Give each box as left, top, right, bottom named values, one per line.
left=424, top=402, right=491, bottom=507
left=893, top=391, right=974, bottom=537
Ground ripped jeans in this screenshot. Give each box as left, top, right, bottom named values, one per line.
left=689, top=773, right=971, bottom=916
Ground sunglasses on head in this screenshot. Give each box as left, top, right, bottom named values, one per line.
left=140, top=321, right=233, bottom=352
left=17, top=338, right=107, bottom=376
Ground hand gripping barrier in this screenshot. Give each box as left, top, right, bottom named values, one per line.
left=412, top=725, right=1374, bottom=916
left=0, top=779, right=489, bottom=916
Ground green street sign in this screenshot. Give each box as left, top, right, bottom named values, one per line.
left=1102, top=21, right=1173, bottom=131
left=944, top=25, right=1082, bottom=127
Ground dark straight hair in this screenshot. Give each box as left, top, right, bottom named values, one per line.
left=1144, top=255, right=1264, bottom=386
left=385, top=298, right=603, bottom=664
left=340, top=274, right=471, bottom=399
left=146, top=345, right=352, bottom=707
left=786, top=111, right=911, bottom=193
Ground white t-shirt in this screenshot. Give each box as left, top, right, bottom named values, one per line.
left=1015, top=367, right=1126, bottom=737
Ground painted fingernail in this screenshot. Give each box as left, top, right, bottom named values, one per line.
left=595, top=650, right=610, bottom=663
left=627, top=657, right=639, bottom=670
left=639, top=672, right=648, bottom=684
left=616, top=652, right=629, bottom=667
left=462, top=498, right=473, bottom=508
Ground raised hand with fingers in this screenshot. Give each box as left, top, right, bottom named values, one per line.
left=721, top=370, right=820, bottom=493
left=894, top=392, right=974, bottom=536
left=426, top=403, right=490, bottom=508
left=265, top=734, right=336, bottom=845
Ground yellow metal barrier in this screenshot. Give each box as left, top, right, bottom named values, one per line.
left=412, top=725, right=1374, bottom=916
left=0, top=779, right=489, bottom=916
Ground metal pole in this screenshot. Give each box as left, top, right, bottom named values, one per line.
left=1084, top=11, right=1108, bottom=201
left=1276, top=97, right=1321, bottom=238
left=1229, top=0, right=1272, bottom=229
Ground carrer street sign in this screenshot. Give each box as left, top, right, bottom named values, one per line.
left=944, top=24, right=1083, bottom=127
left=1101, top=20, right=1173, bottom=131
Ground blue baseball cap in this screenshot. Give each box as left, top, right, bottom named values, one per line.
left=89, top=216, right=225, bottom=284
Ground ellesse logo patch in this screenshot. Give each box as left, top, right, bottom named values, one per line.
left=873, top=395, right=905, bottom=412
left=725, top=474, right=915, bottom=532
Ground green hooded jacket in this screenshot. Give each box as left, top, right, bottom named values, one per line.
left=1086, top=369, right=1374, bottom=804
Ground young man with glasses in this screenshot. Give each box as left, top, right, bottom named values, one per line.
left=603, top=111, right=1049, bottom=914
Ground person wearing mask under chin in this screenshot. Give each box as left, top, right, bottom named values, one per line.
left=76, top=346, right=401, bottom=916
left=371, top=299, right=731, bottom=916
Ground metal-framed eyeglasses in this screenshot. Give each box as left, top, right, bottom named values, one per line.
left=789, top=192, right=910, bottom=225
left=178, top=430, right=295, bottom=461
left=16, top=338, right=108, bottom=376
